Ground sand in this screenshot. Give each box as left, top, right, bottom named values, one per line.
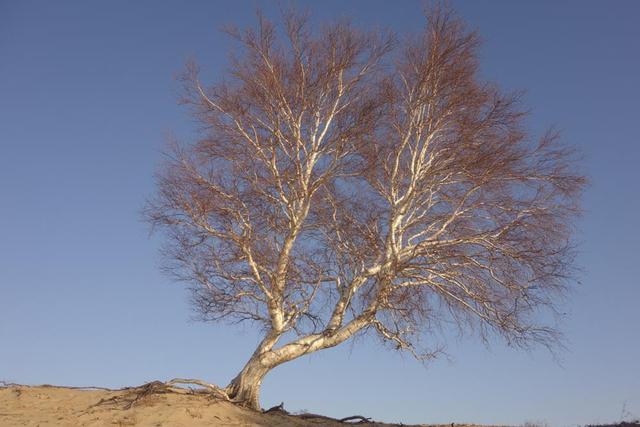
left=0, top=383, right=432, bottom=426
left=2, top=383, right=635, bottom=427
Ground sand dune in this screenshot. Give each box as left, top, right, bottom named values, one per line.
left=0, top=383, right=455, bottom=426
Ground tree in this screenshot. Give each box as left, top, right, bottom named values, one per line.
left=145, top=7, right=585, bottom=410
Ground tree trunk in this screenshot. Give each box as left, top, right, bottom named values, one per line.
left=224, top=315, right=373, bottom=410
left=224, top=353, right=272, bottom=410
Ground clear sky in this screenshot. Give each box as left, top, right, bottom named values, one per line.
left=1, top=1, right=639, bottom=426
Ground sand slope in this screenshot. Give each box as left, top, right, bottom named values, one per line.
left=0, top=383, right=441, bottom=427
left=3, top=383, right=637, bottom=427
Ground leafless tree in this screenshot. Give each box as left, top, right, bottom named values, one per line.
left=145, top=7, right=585, bottom=410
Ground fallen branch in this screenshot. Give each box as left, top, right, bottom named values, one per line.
left=263, top=402, right=288, bottom=414
left=293, top=412, right=374, bottom=424
left=296, top=413, right=341, bottom=421
left=340, top=415, right=373, bottom=423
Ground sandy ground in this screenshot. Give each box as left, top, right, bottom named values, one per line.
left=0, top=383, right=464, bottom=427
left=2, top=383, right=634, bottom=427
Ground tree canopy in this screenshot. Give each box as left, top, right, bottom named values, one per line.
left=146, top=6, right=585, bottom=409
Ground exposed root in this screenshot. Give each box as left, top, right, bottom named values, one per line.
left=164, top=378, right=230, bottom=401
left=0, top=381, right=115, bottom=391
left=88, top=379, right=230, bottom=411
left=3, top=379, right=231, bottom=412
left=263, top=401, right=373, bottom=424
left=90, top=381, right=170, bottom=410
left=296, top=413, right=372, bottom=424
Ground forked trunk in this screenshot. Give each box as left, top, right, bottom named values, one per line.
left=224, top=317, right=371, bottom=409
left=224, top=354, right=272, bottom=410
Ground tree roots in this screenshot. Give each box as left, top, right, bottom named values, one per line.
left=88, top=378, right=230, bottom=410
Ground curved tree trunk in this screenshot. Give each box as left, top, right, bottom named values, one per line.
left=224, top=353, right=273, bottom=410
left=224, top=330, right=282, bottom=410
left=224, top=314, right=374, bottom=410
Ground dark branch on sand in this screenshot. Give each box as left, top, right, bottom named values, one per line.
left=264, top=401, right=374, bottom=424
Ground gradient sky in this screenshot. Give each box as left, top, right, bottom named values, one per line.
left=1, top=1, right=639, bottom=426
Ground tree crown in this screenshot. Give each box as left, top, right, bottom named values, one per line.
left=146, top=7, right=585, bottom=360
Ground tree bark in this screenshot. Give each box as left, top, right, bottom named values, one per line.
left=224, top=331, right=282, bottom=410
left=224, top=353, right=272, bottom=410
left=225, top=313, right=375, bottom=410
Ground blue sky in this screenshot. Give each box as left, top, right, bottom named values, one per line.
left=1, top=1, right=639, bottom=426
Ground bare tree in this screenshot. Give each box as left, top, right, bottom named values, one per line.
left=146, top=7, right=585, bottom=410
